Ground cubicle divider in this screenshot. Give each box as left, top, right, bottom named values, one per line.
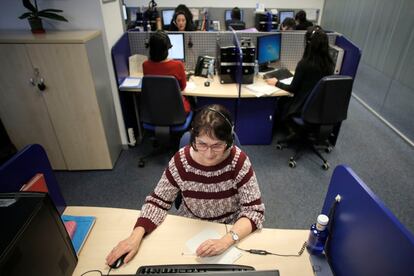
left=321, top=165, right=414, bottom=276
left=112, top=30, right=365, bottom=145
left=127, top=31, right=337, bottom=72
left=335, top=35, right=362, bottom=80
left=111, top=32, right=137, bottom=133
left=0, top=144, right=66, bottom=214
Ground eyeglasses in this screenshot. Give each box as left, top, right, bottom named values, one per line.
left=194, top=141, right=227, bottom=152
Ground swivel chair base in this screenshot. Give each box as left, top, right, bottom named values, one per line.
left=276, top=136, right=332, bottom=170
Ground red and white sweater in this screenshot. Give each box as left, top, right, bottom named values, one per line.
left=135, top=145, right=265, bottom=234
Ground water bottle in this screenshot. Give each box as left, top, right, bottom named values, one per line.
left=207, top=59, right=214, bottom=80
left=254, top=59, right=259, bottom=78
left=306, top=214, right=329, bottom=255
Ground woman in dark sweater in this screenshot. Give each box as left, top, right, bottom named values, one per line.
left=265, top=26, right=334, bottom=121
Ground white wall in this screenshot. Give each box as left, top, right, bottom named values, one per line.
left=0, top=0, right=128, bottom=146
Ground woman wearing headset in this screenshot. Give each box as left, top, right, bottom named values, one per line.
left=143, top=30, right=191, bottom=113
left=106, top=104, right=265, bottom=267
left=169, top=5, right=195, bottom=31
left=265, top=26, right=334, bottom=121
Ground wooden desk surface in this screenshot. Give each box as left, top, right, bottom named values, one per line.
left=122, top=75, right=292, bottom=98
left=65, top=206, right=313, bottom=276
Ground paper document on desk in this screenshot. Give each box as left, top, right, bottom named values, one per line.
left=185, top=229, right=242, bottom=264
left=120, top=77, right=142, bottom=88
left=279, top=77, right=293, bottom=85
left=185, top=81, right=197, bottom=92
left=245, top=83, right=280, bottom=97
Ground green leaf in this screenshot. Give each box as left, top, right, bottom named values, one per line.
left=18, top=12, right=34, bottom=19
left=22, top=0, right=37, bottom=13
left=39, top=9, right=63, bottom=13
left=38, top=12, right=68, bottom=22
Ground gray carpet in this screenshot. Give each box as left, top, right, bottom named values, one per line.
left=56, top=97, right=414, bottom=234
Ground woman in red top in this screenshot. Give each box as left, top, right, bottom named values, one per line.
left=143, top=30, right=191, bottom=113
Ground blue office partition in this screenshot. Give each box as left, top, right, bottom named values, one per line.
left=335, top=36, right=362, bottom=79
left=321, top=165, right=414, bottom=276
left=111, top=32, right=131, bottom=85
left=111, top=32, right=137, bottom=132
left=0, top=144, right=66, bottom=214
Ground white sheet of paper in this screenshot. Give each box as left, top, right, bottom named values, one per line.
left=120, top=77, right=141, bottom=88
left=185, top=229, right=242, bottom=264
left=279, top=77, right=293, bottom=85
left=186, top=81, right=196, bottom=91
left=245, top=83, right=280, bottom=97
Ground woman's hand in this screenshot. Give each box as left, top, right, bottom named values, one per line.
left=196, top=236, right=233, bottom=257
left=265, top=77, right=278, bottom=86
left=105, top=227, right=145, bottom=267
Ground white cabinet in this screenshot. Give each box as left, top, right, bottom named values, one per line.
left=0, top=31, right=121, bottom=170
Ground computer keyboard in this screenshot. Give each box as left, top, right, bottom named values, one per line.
left=136, top=264, right=254, bottom=274
left=262, top=68, right=293, bottom=80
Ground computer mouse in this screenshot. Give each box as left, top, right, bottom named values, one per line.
left=109, top=253, right=127, bottom=269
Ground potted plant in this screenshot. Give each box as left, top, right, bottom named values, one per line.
left=18, top=0, right=68, bottom=33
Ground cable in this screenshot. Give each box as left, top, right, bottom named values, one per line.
left=79, top=267, right=112, bottom=276
left=80, top=270, right=104, bottom=276
left=224, top=224, right=307, bottom=257
left=235, top=242, right=307, bottom=257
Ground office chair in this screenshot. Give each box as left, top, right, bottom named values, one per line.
left=174, top=130, right=242, bottom=209
left=138, top=75, right=193, bottom=168
left=276, top=75, right=353, bottom=170
left=226, top=20, right=246, bottom=31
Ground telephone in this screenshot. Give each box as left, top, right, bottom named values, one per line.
left=194, top=56, right=215, bottom=78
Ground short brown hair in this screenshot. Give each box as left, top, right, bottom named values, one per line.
left=190, top=105, right=234, bottom=149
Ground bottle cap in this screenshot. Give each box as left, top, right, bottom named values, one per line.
left=317, top=214, right=329, bottom=226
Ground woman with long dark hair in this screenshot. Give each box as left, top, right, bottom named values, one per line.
left=266, top=26, right=334, bottom=121
left=169, top=4, right=195, bottom=31
left=143, top=30, right=191, bottom=113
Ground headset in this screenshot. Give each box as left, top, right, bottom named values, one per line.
left=306, top=25, right=322, bottom=45
left=207, top=107, right=235, bottom=146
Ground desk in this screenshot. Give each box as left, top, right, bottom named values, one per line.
left=65, top=206, right=313, bottom=276
left=120, top=76, right=292, bottom=145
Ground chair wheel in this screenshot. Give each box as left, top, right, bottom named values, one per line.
left=138, top=159, right=145, bottom=168
left=325, top=146, right=333, bottom=153
left=276, top=144, right=283, bottom=150
left=322, top=162, right=330, bottom=170
left=289, top=160, right=296, bottom=168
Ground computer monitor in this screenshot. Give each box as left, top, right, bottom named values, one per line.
left=279, top=10, right=295, bottom=24
left=167, top=33, right=185, bottom=61
left=162, top=9, right=175, bottom=27
left=0, top=193, right=77, bottom=276
left=225, top=9, right=244, bottom=21
left=256, top=33, right=281, bottom=72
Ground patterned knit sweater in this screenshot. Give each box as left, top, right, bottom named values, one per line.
left=134, top=145, right=265, bottom=234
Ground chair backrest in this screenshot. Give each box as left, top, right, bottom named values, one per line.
left=302, top=75, right=353, bottom=125
left=226, top=20, right=246, bottom=31
left=179, top=131, right=242, bottom=149
left=140, top=75, right=187, bottom=126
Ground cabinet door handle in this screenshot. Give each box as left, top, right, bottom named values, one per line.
left=37, top=78, right=46, bottom=91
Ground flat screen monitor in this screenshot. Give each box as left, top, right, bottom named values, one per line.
left=162, top=9, right=175, bottom=27
left=167, top=33, right=185, bottom=61
left=225, top=9, right=244, bottom=21
left=279, top=10, right=295, bottom=24
left=0, top=193, right=77, bottom=276
left=257, top=33, right=281, bottom=72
